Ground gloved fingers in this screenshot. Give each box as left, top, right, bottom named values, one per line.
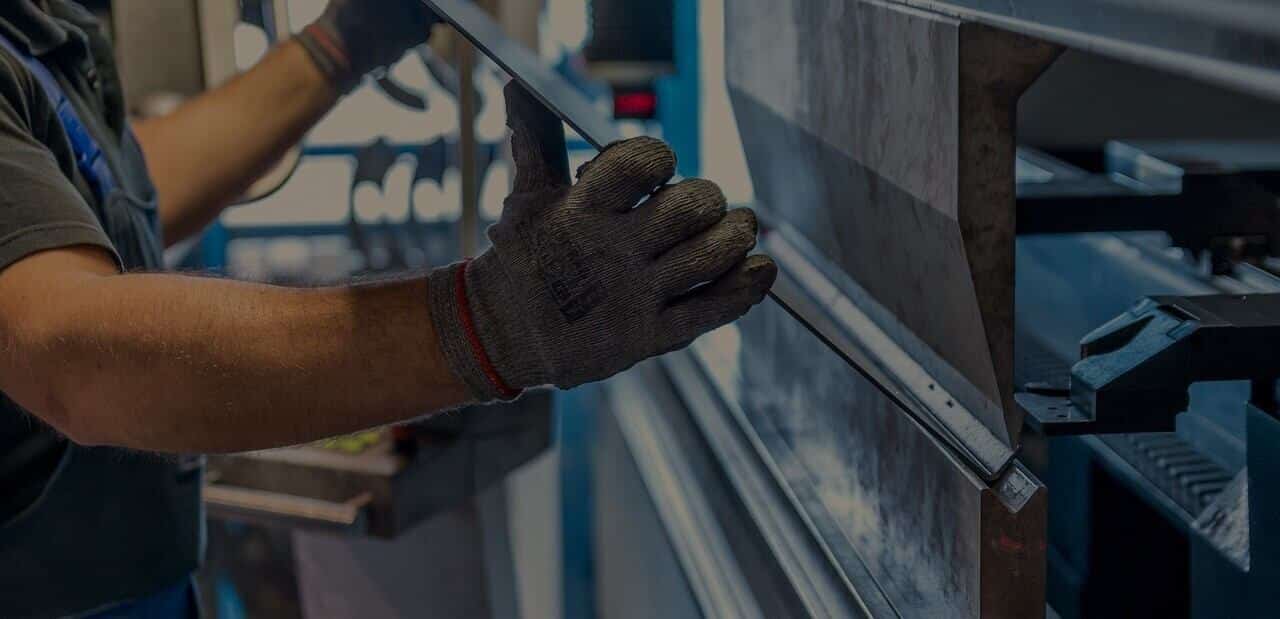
left=313, top=0, right=438, bottom=80
left=653, top=208, right=759, bottom=298
left=384, top=0, right=440, bottom=40
left=660, top=253, right=776, bottom=345
left=571, top=137, right=676, bottom=214
left=631, top=178, right=728, bottom=257
left=505, top=81, right=572, bottom=193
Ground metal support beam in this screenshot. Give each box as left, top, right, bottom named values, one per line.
left=887, top=0, right=1280, bottom=102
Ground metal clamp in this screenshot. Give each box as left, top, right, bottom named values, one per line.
left=1018, top=294, right=1280, bottom=435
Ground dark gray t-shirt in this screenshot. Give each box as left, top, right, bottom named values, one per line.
left=0, top=0, right=160, bottom=522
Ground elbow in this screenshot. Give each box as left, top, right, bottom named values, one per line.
left=17, top=325, right=119, bottom=448
left=0, top=248, right=127, bottom=447
left=21, top=357, right=111, bottom=448
left=39, top=391, right=103, bottom=448
left=43, top=390, right=106, bottom=447
left=43, top=363, right=133, bottom=448
left=3, top=372, right=104, bottom=448
left=42, top=384, right=130, bottom=449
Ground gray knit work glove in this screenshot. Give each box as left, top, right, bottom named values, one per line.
left=297, top=0, right=439, bottom=93
left=429, top=83, right=777, bottom=401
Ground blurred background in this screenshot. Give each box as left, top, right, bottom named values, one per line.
left=100, top=0, right=744, bottom=616
left=175, top=0, right=750, bottom=284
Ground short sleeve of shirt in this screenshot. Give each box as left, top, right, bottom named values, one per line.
left=0, top=47, right=116, bottom=274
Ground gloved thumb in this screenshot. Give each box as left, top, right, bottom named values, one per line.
left=505, top=81, right=571, bottom=193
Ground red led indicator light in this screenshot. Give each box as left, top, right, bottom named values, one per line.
left=614, top=91, right=659, bottom=119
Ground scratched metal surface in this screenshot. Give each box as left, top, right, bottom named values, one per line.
left=726, top=0, right=1058, bottom=447
left=722, top=4, right=1056, bottom=613
left=689, top=286, right=1045, bottom=617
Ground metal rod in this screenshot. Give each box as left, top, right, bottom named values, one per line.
left=456, top=35, right=479, bottom=258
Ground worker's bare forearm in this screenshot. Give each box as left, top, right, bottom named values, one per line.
left=1, top=250, right=466, bottom=453
left=133, top=40, right=338, bottom=246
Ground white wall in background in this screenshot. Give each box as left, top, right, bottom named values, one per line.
left=222, top=157, right=354, bottom=226
left=699, top=0, right=754, bottom=205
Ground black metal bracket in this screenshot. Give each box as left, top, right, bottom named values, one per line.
left=1017, top=142, right=1280, bottom=274
left=1017, top=294, right=1280, bottom=435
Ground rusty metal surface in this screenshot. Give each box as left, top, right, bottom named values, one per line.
left=727, top=0, right=1059, bottom=449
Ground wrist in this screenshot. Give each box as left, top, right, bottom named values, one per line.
left=428, top=259, right=530, bottom=402
left=296, top=23, right=359, bottom=93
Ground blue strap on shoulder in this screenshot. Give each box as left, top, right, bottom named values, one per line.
left=0, top=31, right=116, bottom=203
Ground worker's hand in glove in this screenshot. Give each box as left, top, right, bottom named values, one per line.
left=297, top=0, right=440, bottom=93
left=428, top=83, right=777, bottom=401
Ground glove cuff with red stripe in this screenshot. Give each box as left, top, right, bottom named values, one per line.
left=427, top=258, right=529, bottom=402
left=296, top=23, right=361, bottom=94
left=296, top=1, right=439, bottom=95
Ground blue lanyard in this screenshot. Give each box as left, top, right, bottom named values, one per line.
left=0, top=31, right=117, bottom=203
left=84, top=578, right=195, bottom=618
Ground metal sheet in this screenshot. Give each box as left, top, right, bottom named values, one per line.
left=420, top=0, right=622, bottom=149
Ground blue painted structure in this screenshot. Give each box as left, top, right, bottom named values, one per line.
left=657, top=0, right=701, bottom=178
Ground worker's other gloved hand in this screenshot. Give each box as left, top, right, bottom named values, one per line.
left=297, top=0, right=440, bottom=93
left=429, top=83, right=777, bottom=401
